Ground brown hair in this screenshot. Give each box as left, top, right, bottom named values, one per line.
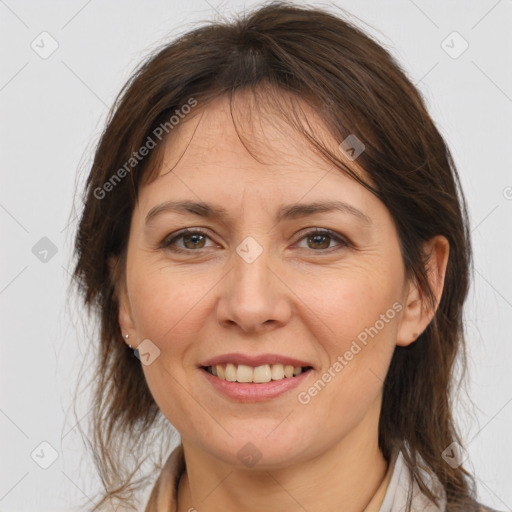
left=72, top=1, right=480, bottom=510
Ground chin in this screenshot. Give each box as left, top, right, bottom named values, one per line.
left=200, top=424, right=311, bottom=469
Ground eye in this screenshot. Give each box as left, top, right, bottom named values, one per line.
left=295, top=228, right=350, bottom=252
left=159, top=228, right=216, bottom=252
left=159, top=227, right=350, bottom=254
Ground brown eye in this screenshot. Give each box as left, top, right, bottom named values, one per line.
left=160, top=228, right=214, bottom=252
left=307, top=233, right=331, bottom=250
left=297, top=229, right=349, bottom=252
left=181, top=232, right=207, bottom=249
left=160, top=227, right=349, bottom=254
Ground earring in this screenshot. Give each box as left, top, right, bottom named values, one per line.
left=411, top=331, right=419, bottom=341
left=124, top=333, right=132, bottom=349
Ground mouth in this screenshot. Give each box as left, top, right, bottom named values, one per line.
left=198, top=353, right=315, bottom=401
left=201, top=363, right=314, bottom=384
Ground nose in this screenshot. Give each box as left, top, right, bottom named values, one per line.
left=215, top=242, right=293, bottom=334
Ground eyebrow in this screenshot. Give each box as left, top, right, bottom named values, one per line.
left=145, top=199, right=373, bottom=226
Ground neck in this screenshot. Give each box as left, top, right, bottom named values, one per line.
left=177, top=402, right=390, bottom=512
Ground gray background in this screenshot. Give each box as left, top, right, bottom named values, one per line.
left=1, top=0, right=511, bottom=511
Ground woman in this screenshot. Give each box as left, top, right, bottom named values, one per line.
left=72, top=2, right=502, bottom=511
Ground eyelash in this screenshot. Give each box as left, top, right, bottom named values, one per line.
left=159, top=228, right=350, bottom=254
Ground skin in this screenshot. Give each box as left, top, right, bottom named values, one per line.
left=116, top=91, right=449, bottom=512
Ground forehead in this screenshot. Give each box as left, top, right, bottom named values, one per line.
left=155, top=91, right=367, bottom=181
left=137, top=91, right=378, bottom=220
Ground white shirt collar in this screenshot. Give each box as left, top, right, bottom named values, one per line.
left=377, top=443, right=446, bottom=512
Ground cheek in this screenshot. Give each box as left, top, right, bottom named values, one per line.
left=128, top=263, right=215, bottom=342
left=298, top=268, right=400, bottom=408
left=303, top=261, right=400, bottom=340
left=130, top=268, right=212, bottom=425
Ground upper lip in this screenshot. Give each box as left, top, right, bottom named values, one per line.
left=200, top=352, right=314, bottom=369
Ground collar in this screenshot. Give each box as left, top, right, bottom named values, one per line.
left=144, top=441, right=446, bottom=512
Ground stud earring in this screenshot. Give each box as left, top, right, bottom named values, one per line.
left=124, top=333, right=132, bottom=349
left=412, top=331, right=419, bottom=341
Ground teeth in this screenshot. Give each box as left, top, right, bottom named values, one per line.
left=271, top=364, right=284, bottom=380
left=236, top=364, right=254, bottom=383
left=225, top=363, right=237, bottom=382
left=207, top=363, right=307, bottom=383
left=253, top=365, right=272, bottom=383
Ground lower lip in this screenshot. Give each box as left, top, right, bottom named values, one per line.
left=200, top=367, right=313, bottom=402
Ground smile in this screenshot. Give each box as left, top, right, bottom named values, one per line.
left=202, top=363, right=313, bottom=383
left=200, top=364, right=314, bottom=402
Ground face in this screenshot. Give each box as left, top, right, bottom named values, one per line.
left=117, top=92, right=424, bottom=469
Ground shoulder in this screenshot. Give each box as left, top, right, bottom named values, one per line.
left=475, top=505, right=506, bottom=512
left=390, top=443, right=505, bottom=512
left=447, top=504, right=507, bottom=512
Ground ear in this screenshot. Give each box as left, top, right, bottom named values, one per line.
left=396, top=235, right=450, bottom=347
left=108, top=255, right=136, bottom=345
